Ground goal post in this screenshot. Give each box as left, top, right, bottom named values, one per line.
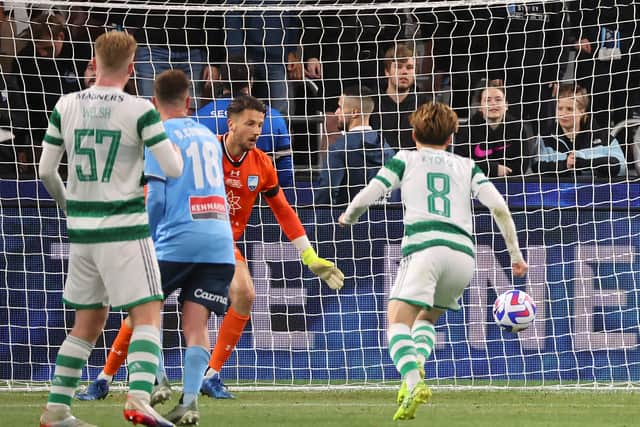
left=1, top=0, right=639, bottom=390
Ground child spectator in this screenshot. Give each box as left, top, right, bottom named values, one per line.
left=533, top=83, right=626, bottom=178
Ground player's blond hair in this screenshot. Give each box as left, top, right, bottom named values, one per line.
left=95, top=31, right=137, bottom=73
left=409, top=102, right=458, bottom=146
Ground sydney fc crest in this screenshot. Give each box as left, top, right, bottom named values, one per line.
left=247, top=175, right=259, bottom=191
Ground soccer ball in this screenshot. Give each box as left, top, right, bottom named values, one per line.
left=492, top=290, right=536, bottom=333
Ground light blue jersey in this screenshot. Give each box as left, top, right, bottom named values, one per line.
left=144, top=117, right=234, bottom=265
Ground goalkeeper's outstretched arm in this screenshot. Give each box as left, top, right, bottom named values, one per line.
left=476, top=184, right=528, bottom=278
left=264, top=186, right=345, bottom=290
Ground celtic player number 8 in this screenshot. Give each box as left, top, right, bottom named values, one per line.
left=426, top=172, right=451, bottom=218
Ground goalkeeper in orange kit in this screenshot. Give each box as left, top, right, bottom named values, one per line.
left=76, top=95, right=344, bottom=402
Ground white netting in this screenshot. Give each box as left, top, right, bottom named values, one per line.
left=1, top=0, right=639, bottom=390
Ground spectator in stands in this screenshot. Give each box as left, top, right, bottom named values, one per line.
left=195, top=60, right=294, bottom=190
left=0, top=72, right=29, bottom=179
left=12, top=12, right=91, bottom=175
left=125, top=1, right=225, bottom=109
left=315, top=86, right=395, bottom=205
left=299, top=2, right=404, bottom=112
left=370, top=43, right=431, bottom=151
left=533, top=83, right=627, bottom=178
left=286, top=46, right=323, bottom=117
left=13, top=13, right=91, bottom=136
left=570, top=0, right=640, bottom=127
left=225, top=0, right=299, bottom=117
left=631, top=124, right=640, bottom=176
left=416, top=4, right=490, bottom=119
left=416, top=3, right=568, bottom=123
left=0, top=3, right=28, bottom=178
left=454, top=82, right=533, bottom=177
left=82, top=58, right=96, bottom=89
left=483, top=2, right=567, bottom=131
left=417, top=2, right=566, bottom=123
left=0, top=4, right=23, bottom=73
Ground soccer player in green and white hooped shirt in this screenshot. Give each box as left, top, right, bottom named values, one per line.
left=339, top=102, right=529, bottom=422
left=38, top=31, right=183, bottom=427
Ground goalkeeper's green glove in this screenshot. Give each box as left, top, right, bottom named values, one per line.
left=301, top=247, right=344, bottom=290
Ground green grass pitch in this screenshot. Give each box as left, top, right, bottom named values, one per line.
left=4, top=389, right=638, bottom=426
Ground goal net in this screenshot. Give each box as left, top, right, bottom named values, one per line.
left=1, top=0, right=639, bottom=390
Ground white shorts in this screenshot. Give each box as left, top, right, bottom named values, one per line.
left=390, top=246, right=475, bottom=311
left=63, top=237, right=163, bottom=310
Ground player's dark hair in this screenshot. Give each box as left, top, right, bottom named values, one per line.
left=227, top=95, right=266, bottom=117
left=154, top=69, right=190, bottom=105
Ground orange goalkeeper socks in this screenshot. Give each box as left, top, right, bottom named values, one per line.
left=103, top=320, right=133, bottom=377
left=209, top=307, right=250, bottom=371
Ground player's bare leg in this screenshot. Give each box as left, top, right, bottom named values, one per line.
left=164, top=301, right=212, bottom=425
left=202, top=260, right=253, bottom=399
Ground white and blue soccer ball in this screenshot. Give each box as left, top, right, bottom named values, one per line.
left=492, top=289, right=536, bottom=333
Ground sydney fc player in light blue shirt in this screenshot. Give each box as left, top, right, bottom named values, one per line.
left=146, top=70, right=235, bottom=425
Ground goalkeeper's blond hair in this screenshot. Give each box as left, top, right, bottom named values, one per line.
left=409, top=102, right=458, bottom=146
left=95, top=31, right=137, bottom=74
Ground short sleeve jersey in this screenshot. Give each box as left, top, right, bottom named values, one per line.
left=145, top=118, right=234, bottom=264
left=42, top=86, right=170, bottom=243
left=374, top=148, right=492, bottom=258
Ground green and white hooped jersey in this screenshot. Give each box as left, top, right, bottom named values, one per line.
left=43, top=86, right=170, bottom=244
left=375, top=148, right=491, bottom=259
